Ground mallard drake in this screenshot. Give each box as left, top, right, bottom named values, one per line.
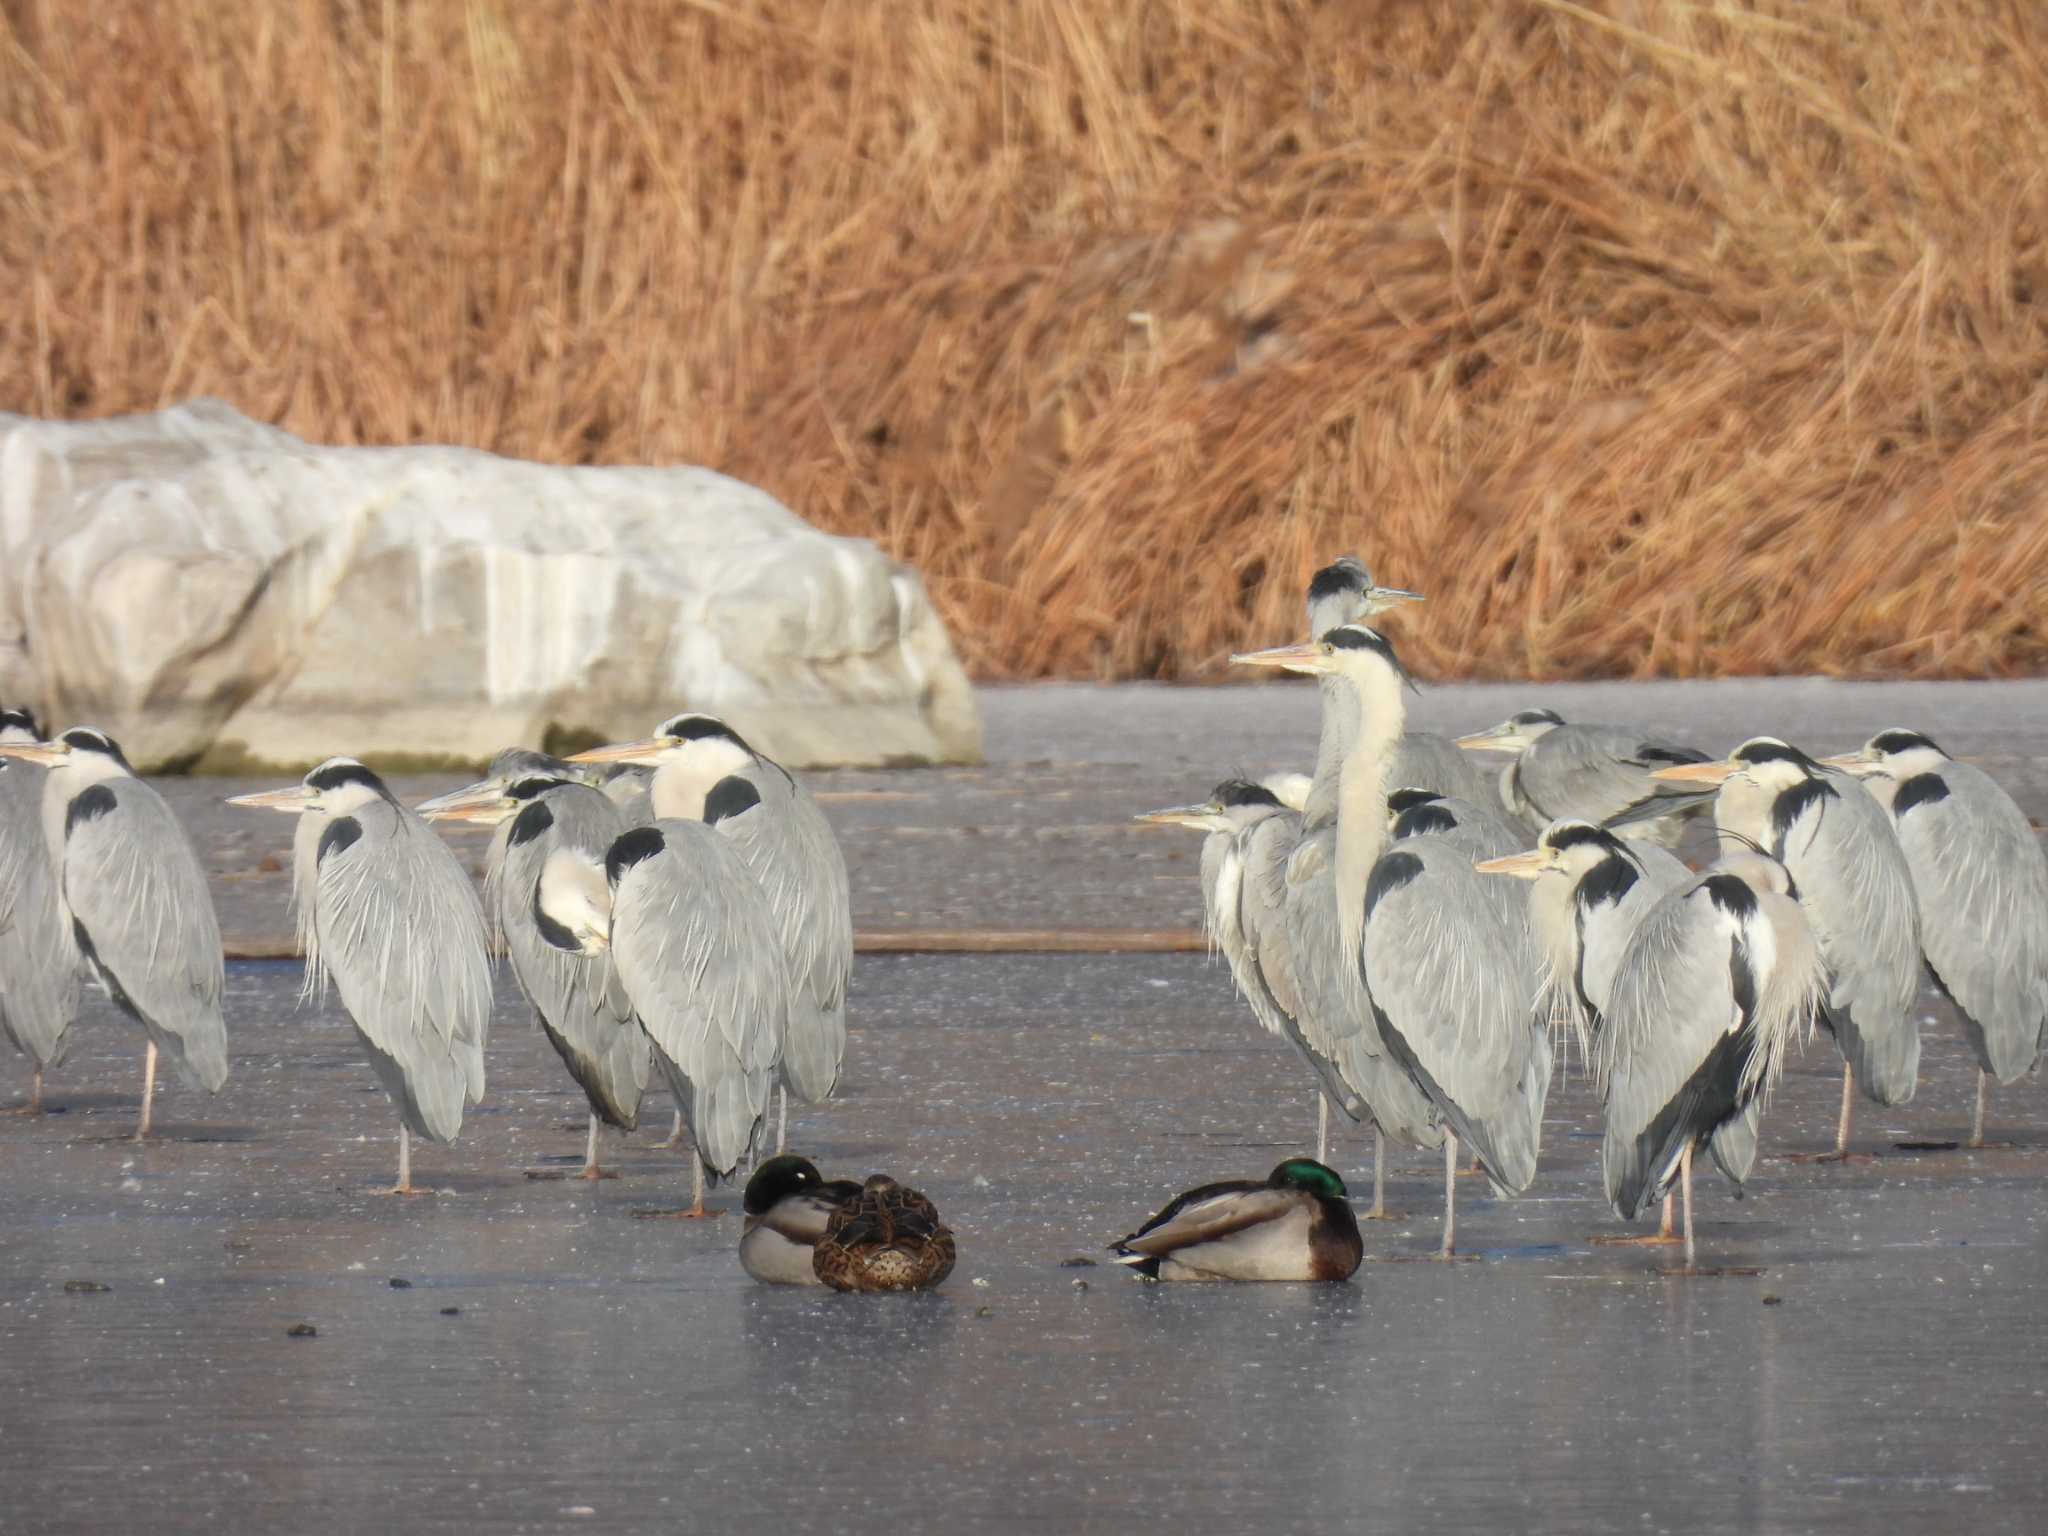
left=739, top=1154, right=863, bottom=1286
left=811, top=1174, right=956, bottom=1293
left=1110, top=1158, right=1363, bottom=1282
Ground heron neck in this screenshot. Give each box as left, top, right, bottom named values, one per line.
left=1334, top=668, right=1405, bottom=957
left=1303, top=674, right=1356, bottom=831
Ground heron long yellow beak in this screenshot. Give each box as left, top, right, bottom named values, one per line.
left=1363, top=586, right=1425, bottom=610
left=1135, top=802, right=1223, bottom=831
left=1648, top=760, right=1740, bottom=785
left=1473, top=849, right=1556, bottom=880
left=0, top=741, right=66, bottom=765
left=1454, top=728, right=1519, bottom=752
left=415, top=780, right=508, bottom=816
left=1230, top=641, right=1327, bottom=675
left=1817, top=753, right=1879, bottom=776
left=225, top=785, right=316, bottom=812
left=566, top=738, right=669, bottom=765
left=429, top=800, right=518, bottom=827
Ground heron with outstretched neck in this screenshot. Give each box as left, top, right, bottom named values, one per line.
left=1235, top=625, right=1550, bottom=1257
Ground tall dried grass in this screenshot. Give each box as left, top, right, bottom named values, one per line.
left=3, top=0, right=2044, bottom=680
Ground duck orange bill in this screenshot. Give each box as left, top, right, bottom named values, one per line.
left=225, top=785, right=315, bottom=811
left=1647, top=759, right=1740, bottom=785
left=1228, top=640, right=1325, bottom=673
left=1472, top=849, right=1554, bottom=879
left=0, top=741, right=65, bottom=764
left=564, top=739, right=665, bottom=764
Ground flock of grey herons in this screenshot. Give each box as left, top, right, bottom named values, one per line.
left=2, top=553, right=2044, bottom=1283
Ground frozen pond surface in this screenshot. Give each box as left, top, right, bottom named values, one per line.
left=2, top=953, right=2044, bottom=1534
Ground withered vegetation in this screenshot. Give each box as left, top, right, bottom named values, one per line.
left=3, top=2, right=2044, bottom=679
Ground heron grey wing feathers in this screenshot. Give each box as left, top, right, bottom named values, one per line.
left=1518, top=725, right=1709, bottom=841
left=1577, top=846, right=1693, bottom=1019
left=0, top=763, right=81, bottom=1070
left=1392, top=732, right=1500, bottom=811
left=1362, top=835, right=1546, bottom=1187
left=611, top=820, right=788, bottom=1175
left=1598, top=887, right=1746, bottom=1219
left=1598, top=875, right=1821, bottom=1219
left=307, top=800, right=492, bottom=1143
left=1225, top=815, right=1366, bottom=1119
left=1280, top=826, right=1445, bottom=1148
left=711, top=767, right=850, bottom=1105
left=498, top=786, right=651, bottom=1128
left=1775, top=770, right=1922, bottom=1103
left=1708, top=1100, right=1762, bottom=1186
left=60, top=780, right=227, bottom=1092
left=1890, top=763, right=2048, bottom=1082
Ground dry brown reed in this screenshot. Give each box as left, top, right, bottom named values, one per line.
left=3, top=0, right=2044, bottom=681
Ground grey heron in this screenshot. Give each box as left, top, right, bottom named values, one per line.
left=0, top=727, right=227, bottom=1137
left=228, top=758, right=490, bottom=1192
left=568, top=714, right=850, bottom=1156
left=1135, top=779, right=1367, bottom=1162
left=418, top=767, right=652, bottom=1179
left=1653, top=738, right=1922, bottom=1157
left=1475, top=819, right=1695, bottom=1241
left=1456, top=709, right=1713, bottom=845
left=1236, top=627, right=1551, bottom=1258
left=1231, top=621, right=1448, bottom=1224
left=0, top=707, right=81, bottom=1113
left=1197, top=557, right=1473, bottom=1213
left=1824, top=730, right=2048, bottom=1147
left=1597, top=850, right=1826, bottom=1269
left=739, top=1153, right=863, bottom=1285
left=531, top=809, right=789, bottom=1217
left=1109, top=1158, right=1363, bottom=1282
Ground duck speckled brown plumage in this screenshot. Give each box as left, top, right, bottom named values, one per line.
left=811, top=1174, right=956, bottom=1292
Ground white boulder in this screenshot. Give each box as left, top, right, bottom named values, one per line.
left=0, top=400, right=980, bottom=771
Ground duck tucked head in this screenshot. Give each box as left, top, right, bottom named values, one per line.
left=1268, top=1158, right=1346, bottom=1200
left=744, top=1154, right=826, bottom=1215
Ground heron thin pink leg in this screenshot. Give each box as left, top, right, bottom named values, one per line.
left=1440, top=1133, right=1458, bottom=1258
left=1681, top=1143, right=1696, bottom=1270
left=1970, top=1069, right=1988, bottom=1150
left=133, top=1041, right=158, bottom=1141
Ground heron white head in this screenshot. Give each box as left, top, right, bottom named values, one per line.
left=1820, top=728, right=1950, bottom=781
left=1646, top=736, right=1826, bottom=793
left=1455, top=708, right=1565, bottom=755
left=566, top=713, right=760, bottom=821
left=0, top=706, right=41, bottom=747
left=1306, top=556, right=1423, bottom=635
left=0, top=726, right=134, bottom=781
left=226, top=757, right=391, bottom=817
left=1231, top=623, right=1413, bottom=686
left=1135, top=777, right=1288, bottom=834
left=416, top=770, right=576, bottom=827
left=1473, top=818, right=1627, bottom=881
